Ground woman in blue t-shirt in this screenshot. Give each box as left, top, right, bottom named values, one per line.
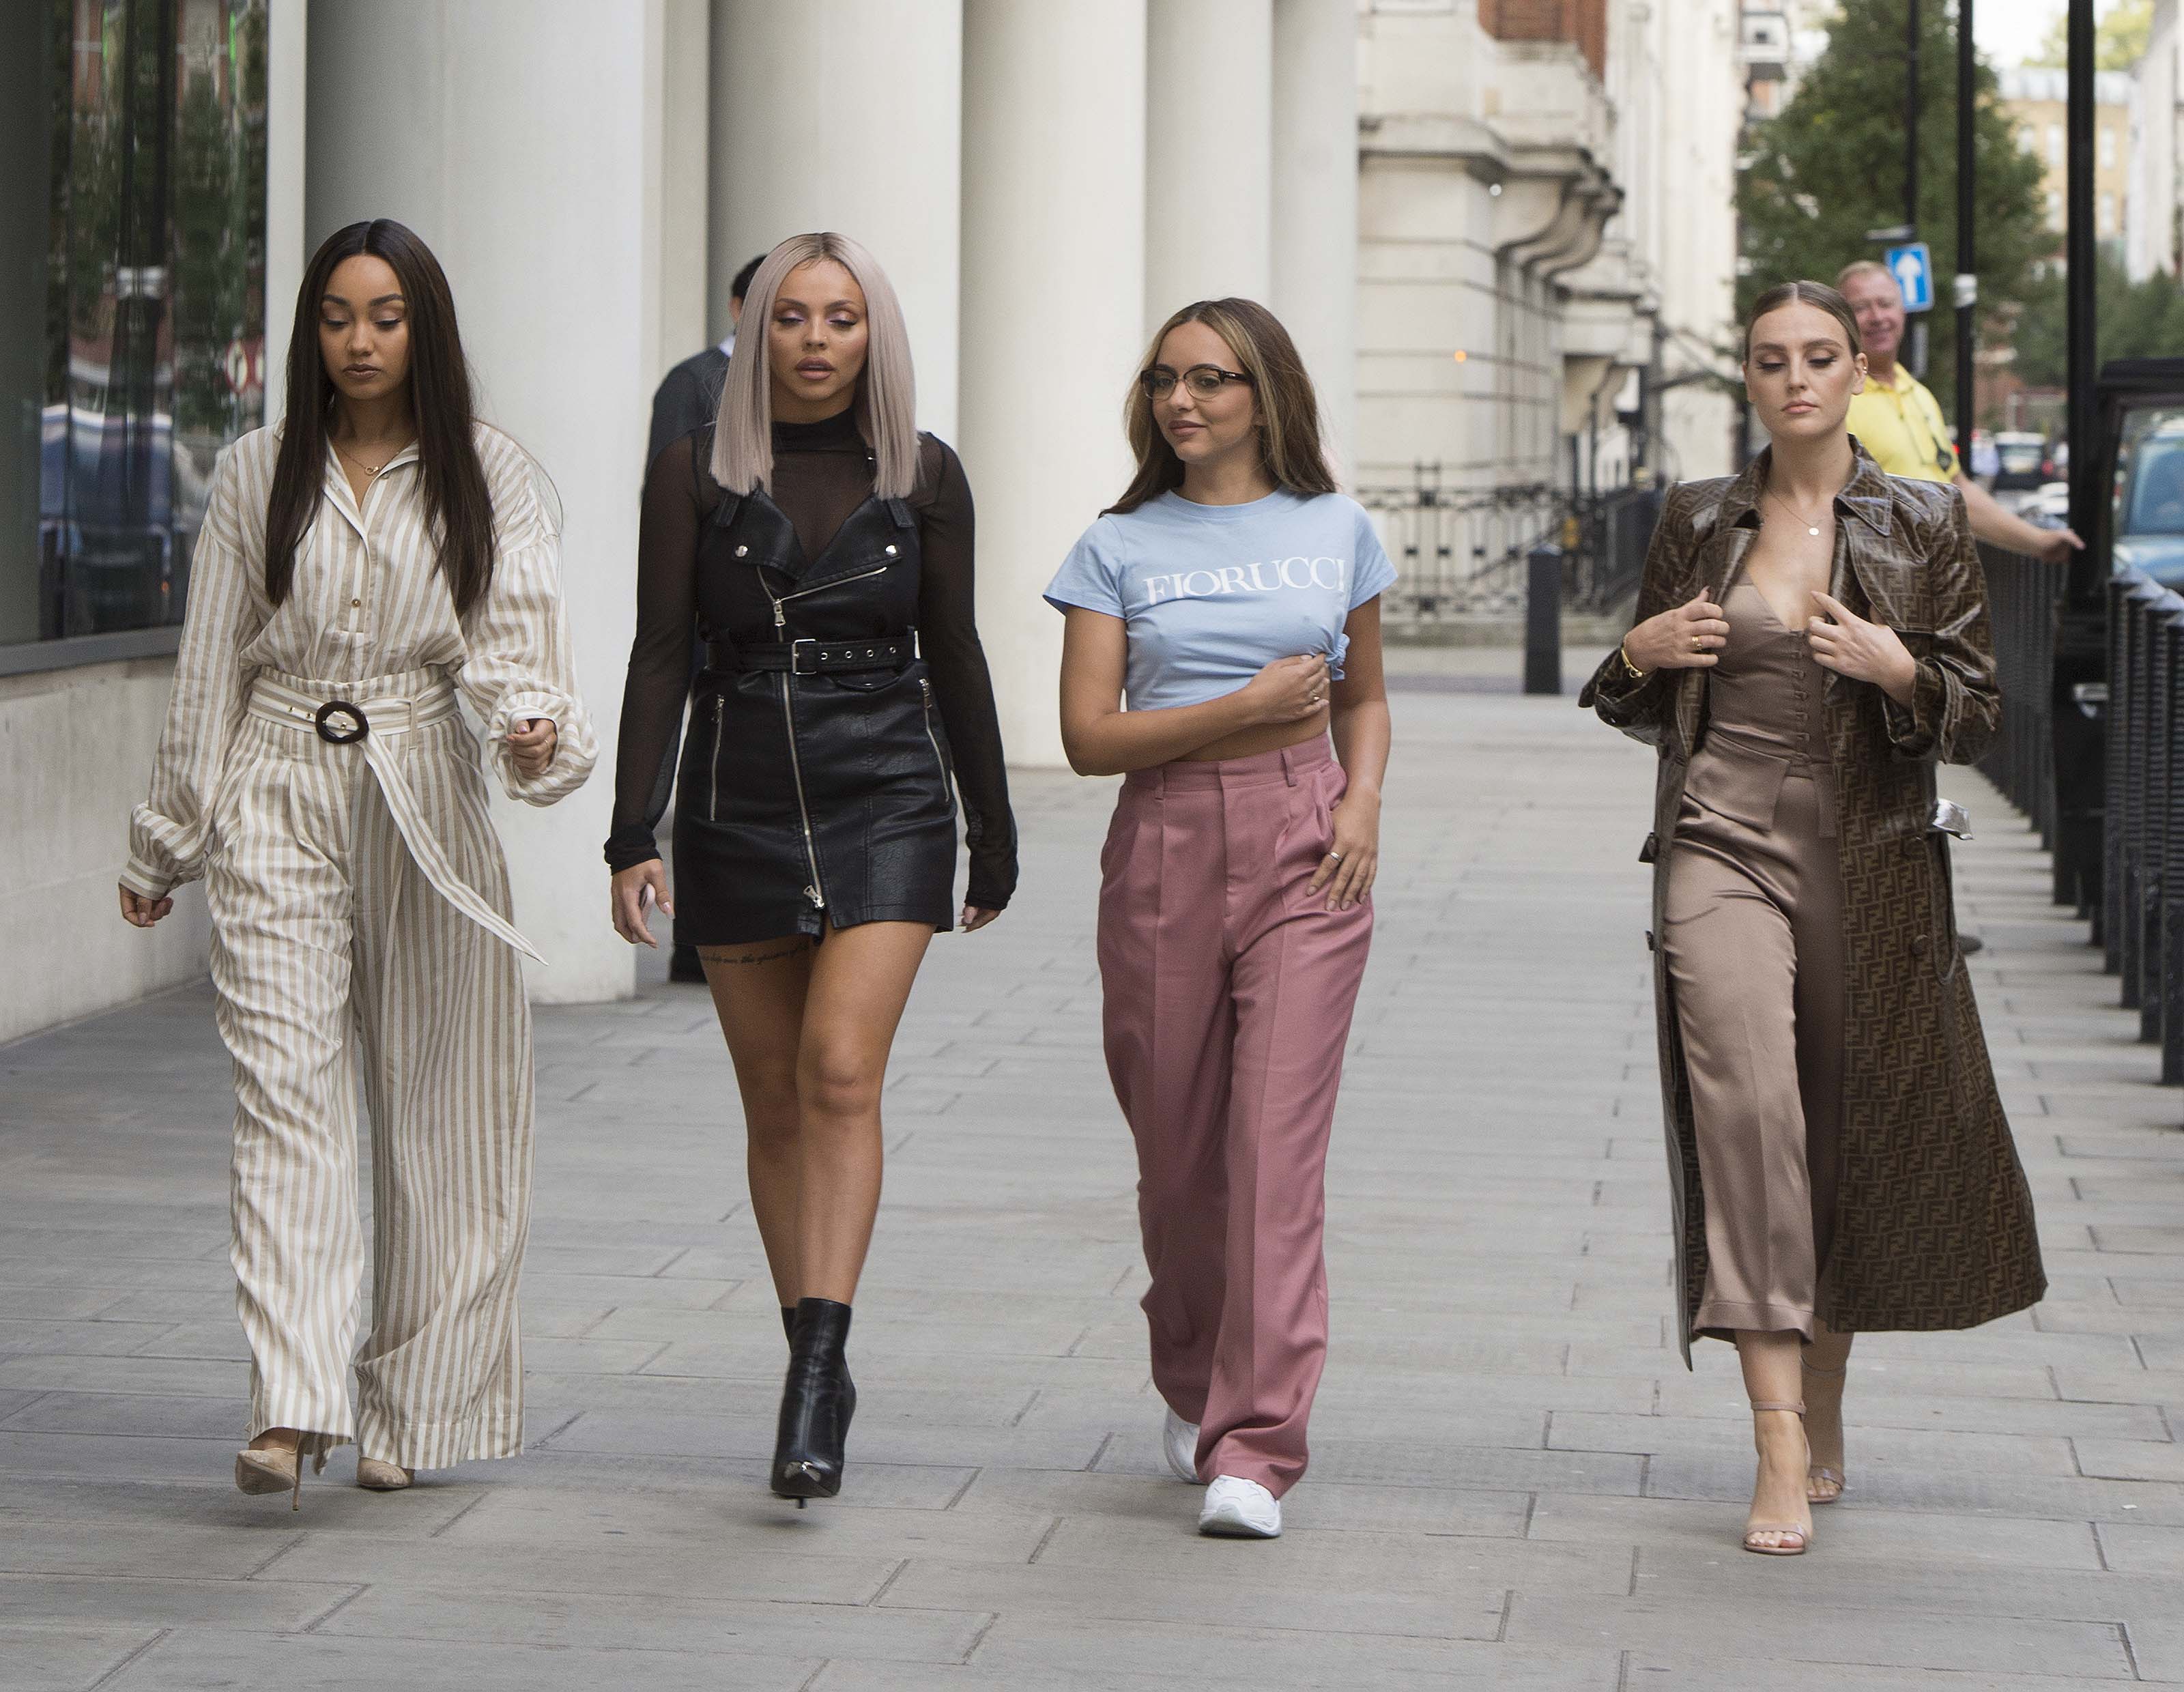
left=1046, top=298, right=1394, bottom=1540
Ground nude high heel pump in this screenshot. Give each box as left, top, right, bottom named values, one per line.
left=1801, top=1356, right=1848, bottom=1504
left=356, top=1457, right=414, bottom=1491
left=234, top=1433, right=304, bottom=1510
left=1743, top=1401, right=1813, bottom=1556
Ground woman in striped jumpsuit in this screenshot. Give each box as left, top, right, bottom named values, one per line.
left=118, top=220, right=596, bottom=1504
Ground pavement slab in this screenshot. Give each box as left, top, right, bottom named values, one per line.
left=1, top=675, right=2179, bottom=1687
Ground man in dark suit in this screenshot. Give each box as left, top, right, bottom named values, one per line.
left=650, top=253, right=764, bottom=982
left=648, top=253, right=766, bottom=472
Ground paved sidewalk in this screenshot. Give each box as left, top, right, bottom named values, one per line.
left=4, top=670, right=2183, bottom=1689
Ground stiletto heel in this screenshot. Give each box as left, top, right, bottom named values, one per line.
left=234, top=1433, right=304, bottom=1510
left=1743, top=1401, right=1812, bottom=1556
left=772, top=1297, right=852, bottom=1504
left=1800, top=1357, right=1849, bottom=1504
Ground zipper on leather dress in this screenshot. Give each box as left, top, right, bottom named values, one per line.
left=919, top=678, right=956, bottom=816
left=708, top=694, right=725, bottom=822
left=762, top=563, right=890, bottom=912
left=777, top=673, right=825, bottom=909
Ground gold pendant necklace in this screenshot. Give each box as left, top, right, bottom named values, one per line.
left=1766, top=487, right=1827, bottom=539
left=336, top=441, right=405, bottom=480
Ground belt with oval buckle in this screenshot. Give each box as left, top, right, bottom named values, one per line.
left=314, top=700, right=369, bottom=744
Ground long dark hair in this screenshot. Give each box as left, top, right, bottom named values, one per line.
left=1108, top=298, right=1338, bottom=516
left=263, top=220, right=495, bottom=615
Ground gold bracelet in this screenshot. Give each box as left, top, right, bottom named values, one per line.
left=1618, top=640, right=1648, bottom=680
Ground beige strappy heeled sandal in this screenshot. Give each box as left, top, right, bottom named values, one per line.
left=1744, top=1401, right=1813, bottom=1556
left=1801, top=1357, right=1848, bottom=1504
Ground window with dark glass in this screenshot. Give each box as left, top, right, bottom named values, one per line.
left=3, top=0, right=268, bottom=655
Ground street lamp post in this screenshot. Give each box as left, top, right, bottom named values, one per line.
left=1906, top=0, right=1920, bottom=225
left=1954, top=0, right=1975, bottom=453
left=2050, top=0, right=2106, bottom=914
left=2067, top=0, right=2097, bottom=541
left=1906, top=0, right=1927, bottom=375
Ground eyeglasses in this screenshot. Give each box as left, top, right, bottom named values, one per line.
left=1137, top=364, right=1254, bottom=400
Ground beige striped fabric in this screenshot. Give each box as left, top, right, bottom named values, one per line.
left=123, top=422, right=595, bottom=1469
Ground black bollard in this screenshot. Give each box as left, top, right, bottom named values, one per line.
left=1524, top=543, right=1562, bottom=696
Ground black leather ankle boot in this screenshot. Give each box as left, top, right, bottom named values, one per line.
left=781, top=1302, right=855, bottom=1437
left=773, top=1297, right=852, bottom=1502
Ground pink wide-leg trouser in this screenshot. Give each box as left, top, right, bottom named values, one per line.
left=1096, top=738, right=1375, bottom=1497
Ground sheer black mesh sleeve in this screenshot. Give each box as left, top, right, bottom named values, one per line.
left=605, top=435, right=703, bottom=871
left=916, top=438, right=1018, bottom=910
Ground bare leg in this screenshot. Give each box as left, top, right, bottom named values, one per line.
left=1802, top=1321, right=1853, bottom=1501
left=1736, top=1329, right=1814, bottom=1551
left=792, top=922, right=934, bottom=1304
left=700, top=938, right=817, bottom=1306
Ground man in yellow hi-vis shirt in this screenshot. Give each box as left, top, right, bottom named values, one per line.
left=1837, top=261, right=2082, bottom=564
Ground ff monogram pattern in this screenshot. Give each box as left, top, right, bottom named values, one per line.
left=1582, top=446, right=2047, bottom=1361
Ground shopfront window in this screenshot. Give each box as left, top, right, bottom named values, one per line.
left=3, top=0, right=268, bottom=658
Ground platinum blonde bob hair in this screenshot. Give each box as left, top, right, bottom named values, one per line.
left=710, top=231, right=918, bottom=500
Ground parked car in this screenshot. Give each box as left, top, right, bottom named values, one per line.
left=2110, top=415, right=2184, bottom=588
left=2020, top=481, right=2073, bottom=530
left=1992, top=431, right=2051, bottom=491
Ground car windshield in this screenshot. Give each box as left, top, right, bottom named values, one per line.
left=2116, top=410, right=2184, bottom=537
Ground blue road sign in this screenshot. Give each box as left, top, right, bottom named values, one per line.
left=1883, top=241, right=1935, bottom=313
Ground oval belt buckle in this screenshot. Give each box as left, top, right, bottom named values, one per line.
left=315, top=699, right=369, bottom=745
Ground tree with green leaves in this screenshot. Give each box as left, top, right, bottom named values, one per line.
left=1736, top=0, right=2053, bottom=421
left=2011, top=248, right=2184, bottom=395
left=2026, top=0, right=2153, bottom=72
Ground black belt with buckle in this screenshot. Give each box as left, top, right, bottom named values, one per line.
left=708, top=634, right=915, bottom=676
left=315, top=700, right=369, bottom=744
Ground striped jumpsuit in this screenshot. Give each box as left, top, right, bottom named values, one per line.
left=121, top=423, right=597, bottom=1469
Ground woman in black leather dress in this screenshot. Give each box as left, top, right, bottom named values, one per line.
left=607, top=233, right=1016, bottom=1503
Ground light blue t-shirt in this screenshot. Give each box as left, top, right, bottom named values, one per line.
left=1043, top=488, right=1397, bottom=712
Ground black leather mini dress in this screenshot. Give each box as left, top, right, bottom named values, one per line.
left=607, top=412, right=1016, bottom=945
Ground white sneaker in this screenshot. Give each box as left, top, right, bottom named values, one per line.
left=1162, top=1407, right=1203, bottom=1485
left=1197, top=1474, right=1281, bottom=1538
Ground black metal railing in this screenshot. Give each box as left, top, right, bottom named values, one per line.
left=1569, top=485, right=1662, bottom=614
left=1357, top=468, right=1660, bottom=627
left=2101, top=570, right=2184, bottom=1079
left=1978, top=543, right=2061, bottom=845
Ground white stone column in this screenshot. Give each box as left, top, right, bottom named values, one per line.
left=655, top=0, right=711, bottom=382
left=961, top=0, right=1148, bottom=769
left=309, top=1, right=673, bottom=1003
left=708, top=0, right=964, bottom=439
left=261, top=0, right=307, bottom=429
left=1271, top=0, right=1359, bottom=482
left=1144, top=0, right=1272, bottom=335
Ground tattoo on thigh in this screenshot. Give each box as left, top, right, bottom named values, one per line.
left=698, top=942, right=808, bottom=966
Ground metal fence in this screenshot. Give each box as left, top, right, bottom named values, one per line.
left=1987, top=558, right=2184, bottom=1090
left=1355, top=470, right=1660, bottom=628
left=2103, top=570, right=2184, bottom=1079
left=1978, top=544, right=2061, bottom=846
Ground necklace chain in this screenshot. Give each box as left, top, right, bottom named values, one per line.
left=336, top=440, right=407, bottom=479
left=1766, top=486, right=1830, bottom=539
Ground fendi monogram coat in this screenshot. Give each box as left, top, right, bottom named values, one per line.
left=1581, top=444, right=2046, bottom=1363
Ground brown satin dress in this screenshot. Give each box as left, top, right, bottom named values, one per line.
left=1661, top=581, right=1845, bottom=1341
